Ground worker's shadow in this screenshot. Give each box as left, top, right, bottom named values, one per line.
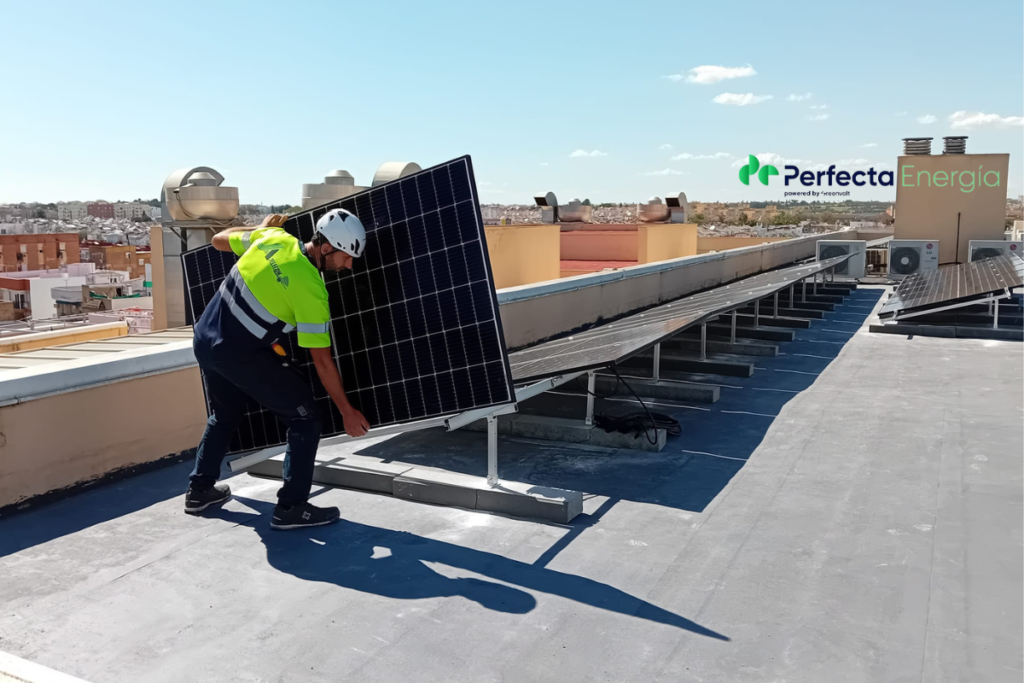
left=215, top=496, right=728, bottom=641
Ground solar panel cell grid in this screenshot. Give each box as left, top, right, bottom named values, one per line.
left=879, top=254, right=1023, bottom=320
left=182, top=156, right=515, bottom=455
left=509, top=254, right=851, bottom=382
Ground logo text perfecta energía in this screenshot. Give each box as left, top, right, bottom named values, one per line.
left=738, top=154, right=1002, bottom=193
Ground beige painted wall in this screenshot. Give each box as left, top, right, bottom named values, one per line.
left=697, top=236, right=791, bottom=254
left=0, top=322, right=127, bottom=353
left=0, top=366, right=207, bottom=508
left=483, top=224, right=561, bottom=289
left=894, top=153, right=1009, bottom=263
left=638, top=224, right=697, bottom=263
left=150, top=226, right=168, bottom=332
left=560, top=230, right=639, bottom=262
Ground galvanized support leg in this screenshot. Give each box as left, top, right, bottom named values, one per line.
left=754, top=299, right=760, bottom=328
left=652, top=343, right=661, bottom=383
left=584, top=371, right=596, bottom=426
left=700, top=324, right=707, bottom=360
left=730, top=309, right=737, bottom=343
left=773, top=291, right=779, bottom=319
left=993, top=299, right=1000, bottom=330
left=790, top=284, right=794, bottom=308
left=813, top=272, right=818, bottom=295
left=486, top=415, right=499, bottom=487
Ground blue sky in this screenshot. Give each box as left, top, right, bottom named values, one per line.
left=2, top=0, right=1021, bottom=205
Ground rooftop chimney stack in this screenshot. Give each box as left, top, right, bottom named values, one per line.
left=942, top=136, right=967, bottom=154
left=902, top=137, right=933, bottom=155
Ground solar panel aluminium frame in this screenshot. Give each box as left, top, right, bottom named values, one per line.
left=878, top=255, right=1024, bottom=322
left=507, top=254, right=851, bottom=383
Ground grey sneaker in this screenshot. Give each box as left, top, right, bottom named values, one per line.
left=184, top=483, right=231, bottom=514
left=271, top=503, right=340, bottom=530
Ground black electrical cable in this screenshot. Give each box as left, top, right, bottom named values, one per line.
left=588, top=366, right=681, bottom=445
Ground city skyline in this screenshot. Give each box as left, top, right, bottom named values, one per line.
left=2, top=0, right=1021, bottom=205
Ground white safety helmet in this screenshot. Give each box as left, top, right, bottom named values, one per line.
left=314, top=208, right=366, bottom=258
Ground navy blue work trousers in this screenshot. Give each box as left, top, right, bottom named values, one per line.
left=190, top=345, right=321, bottom=508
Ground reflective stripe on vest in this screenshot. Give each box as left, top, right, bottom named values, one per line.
left=219, top=266, right=293, bottom=341
left=230, top=269, right=277, bottom=325
left=296, top=322, right=329, bottom=334
left=221, top=286, right=267, bottom=339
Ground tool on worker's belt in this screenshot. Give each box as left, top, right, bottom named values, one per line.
left=271, top=342, right=292, bottom=367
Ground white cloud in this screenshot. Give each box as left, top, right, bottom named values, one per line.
left=713, top=93, right=772, bottom=106
left=860, top=142, right=878, bottom=148
left=809, top=104, right=828, bottom=110
left=836, top=158, right=871, bottom=166
left=539, top=162, right=549, bottom=166
left=641, top=168, right=685, bottom=176
left=671, top=152, right=732, bottom=161
left=948, top=110, right=1024, bottom=129
left=917, top=114, right=937, bottom=124
left=895, top=111, right=908, bottom=116
left=787, top=93, right=812, bottom=101
left=807, top=114, right=830, bottom=121
left=569, top=149, right=608, bottom=158
left=666, top=65, right=757, bottom=84
left=659, top=143, right=673, bottom=150
left=731, top=153, right=810, bottom=168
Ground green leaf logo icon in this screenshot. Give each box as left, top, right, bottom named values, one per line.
left=739, top=154, right=778, bottom=185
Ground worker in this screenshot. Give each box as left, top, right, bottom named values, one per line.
left=184, top=210, right=370, bottom=530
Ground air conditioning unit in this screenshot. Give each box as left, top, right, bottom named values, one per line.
left=888, top=239, right=940, bottom=278
left=816, top=240, right=867, bottom=278
left=968, top=239, right=1023, bottom=261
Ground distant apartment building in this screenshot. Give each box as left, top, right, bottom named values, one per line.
left=80, top=241, right=151, bottom=281
left=114, top=202, right=151, bottom=220
left=0, top=233, right=80, bottom=273
left=56, top=202, right=89, bottom=220
left=88, top=201, right=115, bottom=219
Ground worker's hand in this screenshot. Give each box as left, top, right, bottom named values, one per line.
left=341, top=406, right=370, bottom=437
left=261, top=213, right=288, bottom=228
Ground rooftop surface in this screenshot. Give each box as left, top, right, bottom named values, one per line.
left=0, top=329, right=191, bottom=373
left=1, top=287, right=1021, bottom=682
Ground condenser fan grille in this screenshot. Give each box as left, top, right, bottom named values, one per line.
left=890, top=246, right=921, bottom=275
left=820, top=245, right=850, bottom=274
left=971, top=247, right=1003, bottom=261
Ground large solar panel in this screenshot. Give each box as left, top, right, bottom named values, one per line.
left=879, top=254, right=1024, bottom=321
left=509, top=255, right=850, bottom=382
left=182, top=156, right=515, bottom=453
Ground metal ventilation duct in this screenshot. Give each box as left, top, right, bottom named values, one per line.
left=559, top=198, right=593, bottom=223
left=371, top=162, right=421, bottom=186
left=161, top=166, right=239, bottom=222
left=639, top=196, right=670, bottom=222
left=902, top=138, right=933, bottom=155
left=534, top=191, right=558, bottom=223
left=942, top=136, right=967, bottom=154
left=302, top=170, right=365, bottom=209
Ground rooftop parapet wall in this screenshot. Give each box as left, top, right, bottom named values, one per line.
left=496, top=230, right=857, bottom=349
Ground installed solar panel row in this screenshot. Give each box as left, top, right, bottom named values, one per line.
left=879, top=254, right=1024, bottom=321
left=182, top=156, right=515, bottom=455
left=508, top=254, right=851, bottom=383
